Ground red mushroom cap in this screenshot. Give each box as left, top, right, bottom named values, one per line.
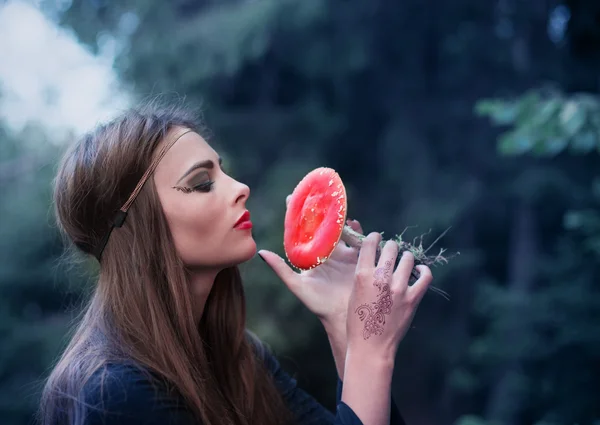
left=284, top=167, right=347, bottom=270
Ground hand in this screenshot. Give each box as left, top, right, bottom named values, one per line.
left=258, top=196, right=364, bottom=378
left=346, top=232, right=433, bottom=362
left=258, top=197, right=363, bottom=327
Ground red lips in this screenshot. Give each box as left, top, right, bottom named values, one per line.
left=234, top=211, right=252, bottom=229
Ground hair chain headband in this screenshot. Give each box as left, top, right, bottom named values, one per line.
left=93, top=128, right=193, bottom=261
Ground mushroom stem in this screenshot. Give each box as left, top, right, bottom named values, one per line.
left=340, top=225, right=366, bottom=248
left=340, top=225, right=451, bottom=300
left=339, top=225, right=389, bottom=253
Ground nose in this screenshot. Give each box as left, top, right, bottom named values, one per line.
left=232, top=178, right=250, bottom=205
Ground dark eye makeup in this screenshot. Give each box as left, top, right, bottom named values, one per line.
left=172, top=170, right=215, bottom=194
left=172, top=158, right=227, bottom=194
left=172, top=181, right=214, bottom=193
left=191, top=180, right=214, bottom=192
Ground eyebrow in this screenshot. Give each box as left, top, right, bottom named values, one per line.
left=176, top=157, right=222, bottom=184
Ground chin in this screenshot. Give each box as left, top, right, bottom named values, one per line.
left=181, top=239, right=257, bottom=270
left=223, top=238, right=257, bottom=268
left=238, top=238, right=258, bottom=262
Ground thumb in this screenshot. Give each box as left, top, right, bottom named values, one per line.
left=258, top=249, right=300, bottom=293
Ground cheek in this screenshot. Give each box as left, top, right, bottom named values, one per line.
left=172, top=203, right=218, bottom=239
left=161, top=195, right=255, bottom=267
left=165, top=199, right=225, bottom=261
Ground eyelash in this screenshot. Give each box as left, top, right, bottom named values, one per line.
left=173, top=181, right=214, bottom=193
left=193, top=181, right=214, bottom=192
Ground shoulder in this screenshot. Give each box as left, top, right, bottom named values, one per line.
left=245, top=330, right=279, bottom=372
left=83, top=363, right=161, bottom=405
left=82, top=363, right=196, bottom=425
left=245, top=330, right=299, bottom=393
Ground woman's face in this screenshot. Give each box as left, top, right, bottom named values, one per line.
left=153, top=127, right=256, bottom=270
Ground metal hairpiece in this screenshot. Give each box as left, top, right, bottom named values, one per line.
left=93, top=128, right=193, bottom=261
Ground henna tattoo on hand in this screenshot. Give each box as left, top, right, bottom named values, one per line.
left=355, top=260, right=395, bottom=339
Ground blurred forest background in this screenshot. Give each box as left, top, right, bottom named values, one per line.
left=1, top=0, right=599, bottom=424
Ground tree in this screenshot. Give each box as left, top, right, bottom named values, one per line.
left=40, top=1, right=600, bottom=423
left=0, top=121, right=88, bottom=425
left=469, top=89, right=600, bottom=424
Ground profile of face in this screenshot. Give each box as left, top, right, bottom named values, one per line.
left=153, top=127, right=256, bottom=270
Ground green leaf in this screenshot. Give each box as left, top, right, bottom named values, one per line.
left=570, top=130, right=598, bottom=154
left=564, top=211, right=583, bottom=229
left=474, top=99, right=498, bottom=116
left=475, top=99, right=518, bottom=125
left=539, top=137, right=568, bottom=156
left=559, top=100, right=586, bottom=136
left=497, top=132, right=519, bottom=155
left=532, top=98, right=561, bottom=126
left=498, top=129, right=536, bottom=155
left=515, top=90, right=542, bottom=127
left=493, top=104, right=519, bottom=125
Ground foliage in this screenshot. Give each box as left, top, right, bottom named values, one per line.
left=0, top=124, right=89, bottom=425
left=2, top=1, right=600, bottom=424
left=476, top=88, right=600, bottom=157
left=470, top=89, right=600, bottom=423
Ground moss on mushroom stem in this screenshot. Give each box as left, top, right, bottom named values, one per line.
left=340, top=225, right=456, bottom=300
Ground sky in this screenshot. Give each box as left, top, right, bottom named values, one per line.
left=0, top=0, right=130, bottom=142
left=0, top=0, right=569, bottom=145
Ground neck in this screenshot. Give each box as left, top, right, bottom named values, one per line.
left=186, top=267, right=221, bottom=324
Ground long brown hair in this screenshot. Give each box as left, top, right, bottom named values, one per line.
left=39, top=100, right=293, bottom=425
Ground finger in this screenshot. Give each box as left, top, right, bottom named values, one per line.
left=286, top=195, right=291, bottom=207
left=346, top=219, right=364, bottom=235
left=393, top=251, right=415, bottom=291
left=371, top=241, right=398, bottom=289
left=357, top=232, right=382, bottom=270
left=408, top=265, right=433, bottom=304
left=376, top=240, right=399, bottom=272
left=258, top=250, right=300, bottom=295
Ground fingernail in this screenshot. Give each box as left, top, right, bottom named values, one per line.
left=258, top=253, right=266, bottom=262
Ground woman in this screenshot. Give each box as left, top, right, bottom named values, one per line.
left=39, top=101, right=433, bottom=425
